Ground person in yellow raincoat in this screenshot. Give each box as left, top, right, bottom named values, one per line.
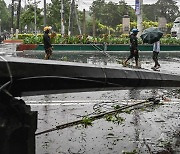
left=43, top=26, right=53, bottom=60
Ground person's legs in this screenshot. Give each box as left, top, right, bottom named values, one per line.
left=134, top=51, right=139, bottom=67
left=45, top=48, right=52, bottom=60
left=153, top=51, right=160, bottom=67
left=124, top=50, right=134, bottom=65
left=156, top=52, right=160, bottom=67
left=44, top=49, right=48, bottom=59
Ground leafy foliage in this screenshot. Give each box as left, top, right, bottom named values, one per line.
left=21, top=33, right=180, bottom=45
left=90, top=0, right=136, bottom=28
left=23, top=35, right=43, bottom=44
left=81, top=116, right=93, bottom=128
left=105, top=114, right=125, bottom=125
left=122, top=149, right=138, bottom=154
left=1, top=0, right=180, bottom=36
left=20, top=4, right=43, bottom=33
left=0, top=0, right=11, bottom=31
left=46, top=0, right=71, bottom=33
left=143, top=0, right=180, bottom=23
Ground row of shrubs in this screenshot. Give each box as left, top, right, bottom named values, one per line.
left=17, top=34, right=180, bottom=45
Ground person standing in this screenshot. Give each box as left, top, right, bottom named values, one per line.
left=43, top=26, right=53, bottom=60
left=151, top=40, right=160, bottom=69
left=123, top=28, right=139, bottom=68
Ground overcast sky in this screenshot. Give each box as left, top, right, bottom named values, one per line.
left=4, top=0, right=180, bottom=10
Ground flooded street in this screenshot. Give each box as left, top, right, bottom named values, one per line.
left=18, top=50, right=180, bottom=154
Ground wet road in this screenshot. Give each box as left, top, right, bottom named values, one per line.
left=15, top=50, right=180, bottom=153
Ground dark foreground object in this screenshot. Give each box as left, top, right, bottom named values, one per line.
left=0, top=56, right=180, bottom=97
left=0, top=90, right=37, bottom=154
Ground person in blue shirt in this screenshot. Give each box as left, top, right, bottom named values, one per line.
left=151, top=41, right=160, bottom=69
left=123, top=28, right=139, bottom=68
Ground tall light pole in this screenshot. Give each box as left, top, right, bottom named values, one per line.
left=34, top=0, right=37, bottom=35
left=16, top=0, right=21, bottom=30
left=68, top=0, right=74, bottom=36
left=135, top=0, right=143, bottom=38
left=60, top=0, right=65, bottom=35
left=68, top=0, right=81, bottom=35
left=44, top=0, right=47, bottom=27
left=15, top=0, right=21, bottom=38
left=11, top=0, right=14, bottom=36
left=83, top=9, right=86, bottom=35
left=0, top=19, right=1, bottom=36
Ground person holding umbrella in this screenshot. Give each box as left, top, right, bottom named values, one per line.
left=123, top=28, right=140, bottom=68
left=140, top=27, right=163, bottom=70
left=152, top=40, right=160, bottom=70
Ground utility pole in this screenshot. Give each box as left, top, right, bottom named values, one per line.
left=16, top=0, right=21, bottom=38
left=68, top=0, right=75, bottom=36
left=60, top=0, right=65, bottom=35
left=68, top=0, right=82, bottom=36
left=136, top=0, right=143, bottom=38
left=11, top=0, right=14, bottom=36
left=44, top=0, right=47, bottom=27
left=0, top=19, right=1, bottom=36
left=16, top=0, right=21, bottom=29
left=34, top=0, right=37, bottom=35
left=82, top=9, right=86, bottom=35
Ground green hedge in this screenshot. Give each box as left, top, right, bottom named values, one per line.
left=18, top=34, right=180, bottom=45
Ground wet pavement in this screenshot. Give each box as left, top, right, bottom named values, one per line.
left=23, top=88, right=180, bottom=154
left=5, top=49, right=180, bottom=153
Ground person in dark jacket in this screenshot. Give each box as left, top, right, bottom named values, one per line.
left=123, top=28, right=139, bottom=67
left=43, top=26, right=53, bottom=60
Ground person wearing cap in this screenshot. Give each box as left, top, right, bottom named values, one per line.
left=123, top=28, right=139, bottom=67
left=43, top=26, right=53, bottom=60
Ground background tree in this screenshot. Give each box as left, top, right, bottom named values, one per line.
left=90, top=0, right=136, bottom=29
left=155, top=0, right=180, bottom=22
left=142, top=4, right=157, bottom=22
left=0, top=0, right=11, bottom=31
left=117, top=1, right=136, bottom=23
left=143, top=0, right=180, bottom=23
left=46, top=0, right=71, bottom=33
left=20, top=4, right=43, bottom=33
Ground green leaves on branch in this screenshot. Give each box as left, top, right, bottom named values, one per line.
left=81, top=117, right=93, bottom=128
left=105, top=114, right=125, bottom=125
